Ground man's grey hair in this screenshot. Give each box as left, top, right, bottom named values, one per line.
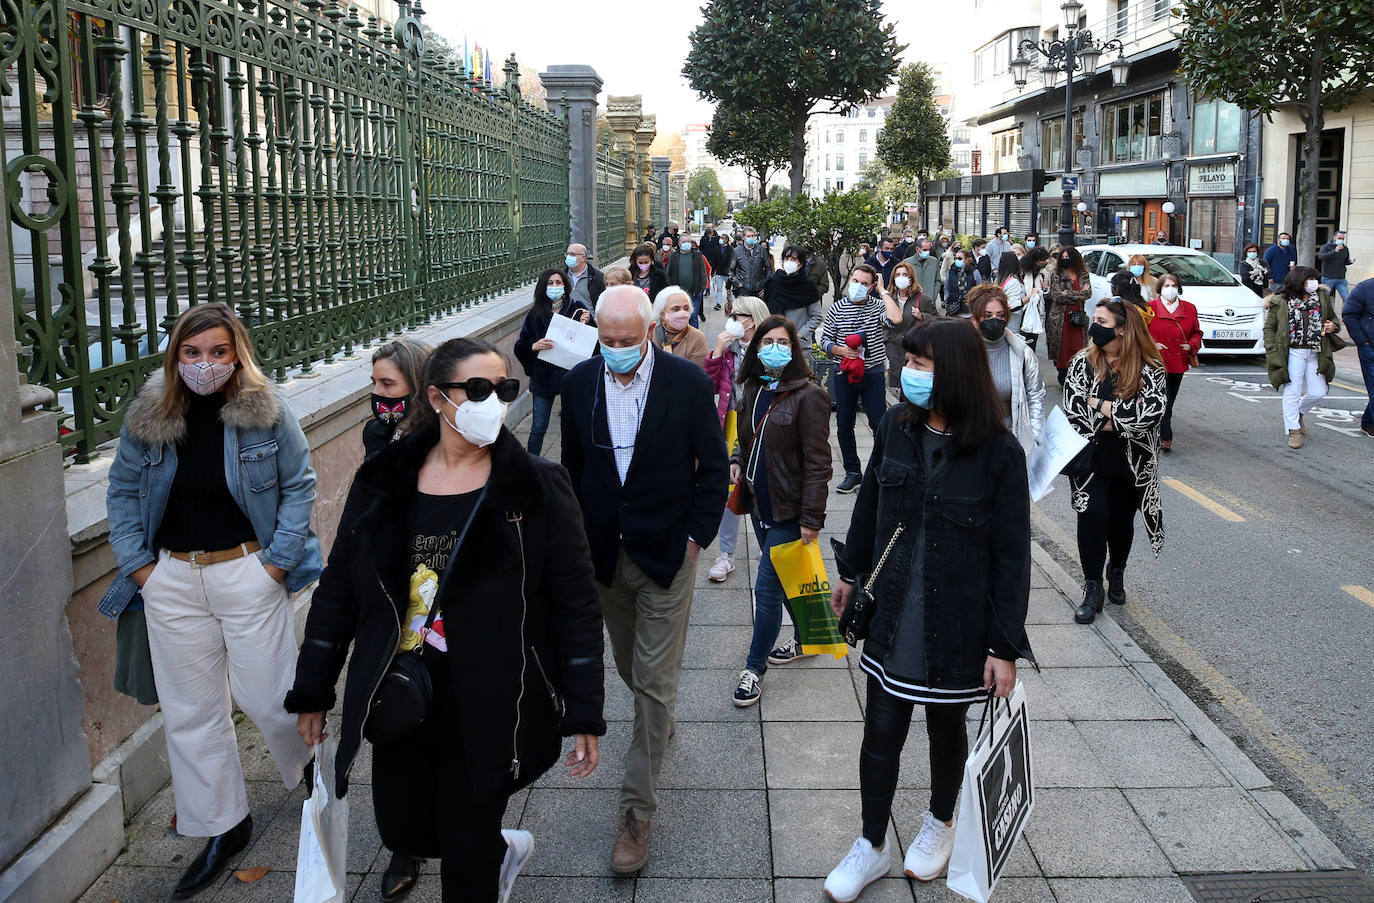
left=652, top=286, right=692, bottom=321
left=596, top=285, right=654, bottom=329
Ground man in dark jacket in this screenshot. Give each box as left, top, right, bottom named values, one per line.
left=560, top=287, right=728, bottom=875
left=729, top=227, right=771, bottom=298
left=866, top=237, right=899, bottom=288
left=1264, top=233, right=1297, bottom=293
left=1342, top=277, right=1374, bottom=437
left=666, top=230, right=710, bottom=328
left=1318, top=230, right=1354, bottom=303
left=564, top=242, right=606, bottom=309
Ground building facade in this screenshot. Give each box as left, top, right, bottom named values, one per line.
left=802, top=97, right=894, bottom=197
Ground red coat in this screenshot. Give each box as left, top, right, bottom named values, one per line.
left=1148, top=298, right=1203, bottom=374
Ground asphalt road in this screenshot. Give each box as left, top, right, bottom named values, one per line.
left=1030, top=351, right=1374, bottom=875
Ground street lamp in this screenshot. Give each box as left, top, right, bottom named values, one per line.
left=1012, top=16, right=1127, bottom=249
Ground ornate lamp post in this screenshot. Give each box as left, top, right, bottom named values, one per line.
left=1011, top=0, right=1130, bottom=248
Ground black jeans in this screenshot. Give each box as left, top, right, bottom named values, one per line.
left=1076, top=443, right=1142, bottom=580
left=1160, top=371, right=1184, bottom=442
left=373, top=653, right=509, bottom=901
left=860, top=675, right=971, bottom=846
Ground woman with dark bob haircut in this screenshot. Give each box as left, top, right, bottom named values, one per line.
left=821, top=319, right=1033, bottom=899
left=727, top=315, right=833, bottom=706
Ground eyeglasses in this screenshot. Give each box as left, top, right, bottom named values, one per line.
left=730, top=313, right=752, bottom=322
left=434, top=377, right=520, bottom=403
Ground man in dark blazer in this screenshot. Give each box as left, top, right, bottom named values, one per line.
left=560, top=286, right=728, bottom=875
left=564, top=242, right=606, bottom=312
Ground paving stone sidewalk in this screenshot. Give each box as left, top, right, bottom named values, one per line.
left=80, top=404, right=1342, bottom=903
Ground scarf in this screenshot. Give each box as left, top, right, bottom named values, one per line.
left=764, top=268, right=820, bottom=315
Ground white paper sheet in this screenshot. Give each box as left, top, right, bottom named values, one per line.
left=538, top=313, right=599, bottom=370
left=1027, top=406, right=1088, bottom=502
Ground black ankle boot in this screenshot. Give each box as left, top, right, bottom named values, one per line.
left=1106, top=567, right=1126, bottom=605
left=1074, top=579, right=1104, bottom=624
left=172, top=814, right=252, bottom=898
left=381, top=852, right=421, bottom=901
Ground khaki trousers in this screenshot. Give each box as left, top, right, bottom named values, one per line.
left=598, top=548, right=695, bottom=822
left=141, top=550, right=312, bottom=836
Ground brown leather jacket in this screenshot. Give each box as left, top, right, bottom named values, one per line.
left=730, top=377, right=832, bottom=530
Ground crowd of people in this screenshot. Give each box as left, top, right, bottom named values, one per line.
left=98, top=214, right=1370, bottom=902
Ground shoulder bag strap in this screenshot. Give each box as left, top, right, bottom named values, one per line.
left=862, top=524, right=906, bottom=595
left=418, top=484, right=488, bottom=649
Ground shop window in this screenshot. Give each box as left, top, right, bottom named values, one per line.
left=1192, top=98, right=1242, bottom=155
left=1189, top=198, right=1239, bottom=271
left=1039, top=114, right=1085, bottom=171
left=1102, top=91, right=1166, bottom=164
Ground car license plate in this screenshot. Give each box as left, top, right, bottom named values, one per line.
left=1212, top=329, right=1251, bottom=339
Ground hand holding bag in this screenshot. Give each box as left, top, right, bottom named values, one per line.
left=835, top=524, right=905, bottom=646
left=293, top=734, right=347, bottom=903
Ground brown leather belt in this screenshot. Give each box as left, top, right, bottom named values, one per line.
left=166, top=541, right=261, bottom=567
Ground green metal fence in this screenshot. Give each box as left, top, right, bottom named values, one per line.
left=595, top=148, right=626, bottom=265
left=2, top=0, right=570, bottom=461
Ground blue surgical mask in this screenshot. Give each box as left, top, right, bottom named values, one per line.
left=900, top=367, right=934, bottom=408
left=954, top=259, right=966, bottom=269
left=546, top=285, right=565, bottom=301
left=918, top=250, right=930, bottom=259
left=1279, top=238, right=1290, bottom=247
left=1026, top=240, right=1036, bottom=248
left=847, top=281, right=870, bottom=302
left=681, top=241, right=693, bottom=251
left=757, top=343, right=792, bottom=371
left=600, top=341, right=644, bottom=374
left=565, top=254, right=579, bottom=269
left=745, top=236, right=758, bottom=247
left=1129, top=264, right=1145, bottom=277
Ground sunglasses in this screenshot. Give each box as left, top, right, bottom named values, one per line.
left=435, top=377, right=520, bottom=403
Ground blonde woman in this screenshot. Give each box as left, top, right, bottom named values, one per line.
left=1127, top=254, right=1159, bottom=302
left=103, top=303, right=321, bottom=898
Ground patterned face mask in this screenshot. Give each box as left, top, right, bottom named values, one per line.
left=371, top=394, right=408, bottom=424
left=177, top=360, right=235, bottom=395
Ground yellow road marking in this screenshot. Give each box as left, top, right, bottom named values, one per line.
left=1331, top=381, right=1366, bottom=394
left=1162, top=477, right=1246, bottom=522
left=1343, top=585, right=1374, bottom=611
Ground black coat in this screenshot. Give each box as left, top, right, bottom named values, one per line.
left=665, top=249, right=708, bottom=296
left=563, top=264, right=607, bottom=307
left=514, top=298, right=594, bottom=398
left=559, top=346, right=729, bottom=589
left=700, top=232, right=726, bottom=271
left=285, top=424, right=606, bottom=801
left=837, top=406, right=1033, bottom=687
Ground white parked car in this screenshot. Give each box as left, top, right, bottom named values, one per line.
left=1077, top=243, right=1265, bottom=356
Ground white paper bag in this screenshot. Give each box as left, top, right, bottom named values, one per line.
left=1020, top=292, right=1044, bottom=335
left=293, top=735, right=347, bottom=903
left=947, top=681, right=1034, bottom=903
left=538, top=313, right=599, bottom=370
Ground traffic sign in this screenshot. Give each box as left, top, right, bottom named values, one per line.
left=1061, top=176, right=1079, bottom=192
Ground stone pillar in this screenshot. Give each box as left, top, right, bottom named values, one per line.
left=538, top=65, right=602, bottom=261
left=651, top=156, right=671, bottom=230
left=635, top=116, right=657, bottom=240
left=671, top=171, right=688, bottom=228
left=0, top=164, right=120, bottom=903
left=605, top=96, right=644, bottom=253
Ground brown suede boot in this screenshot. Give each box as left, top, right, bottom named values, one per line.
left=1288, top=429, right=1302, bottom=449
left=611, top=811, right=652, bottom=875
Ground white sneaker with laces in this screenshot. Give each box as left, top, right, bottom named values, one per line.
left=823, top=836, right=890, bottom=902
left=903, top=810, right=956, bottom=881
left=732, top=669, right=762, bottom=707
left=498, top=829, right=534, bottom=903
left=708, top=554, right=735, bottom=582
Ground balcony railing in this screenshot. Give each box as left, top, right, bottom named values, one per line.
left=1088, top=0, right=1177, bottom=49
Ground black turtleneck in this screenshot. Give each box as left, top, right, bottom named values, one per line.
left=155, top=391, right=257, bottom=553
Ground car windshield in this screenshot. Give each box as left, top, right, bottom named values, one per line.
left=1142, top=254, right=1237, bottom=287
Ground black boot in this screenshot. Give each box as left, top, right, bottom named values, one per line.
left=172, top=814, right=252, bottom=899
left=381, top=852, right=421, bottom=902
left=1074, top=579, right=1104, bottom=624
left=1106, top=567, right=1126, bottom=605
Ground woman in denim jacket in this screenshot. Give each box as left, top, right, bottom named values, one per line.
left=102, top=303, right=322, bottom=899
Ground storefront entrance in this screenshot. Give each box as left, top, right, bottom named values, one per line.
left=1291, top=128, right=1344, bottom=246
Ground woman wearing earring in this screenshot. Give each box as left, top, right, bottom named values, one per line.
left=103, top=303, right=321, bottom=898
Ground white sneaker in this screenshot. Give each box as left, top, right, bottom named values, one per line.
left=903, top=810, right=956, bottom=881
left=823, top=836, right=890, bottom=902
left=708, top=554, right=735, bottom=582
left=732, top=669, right=762, bottom=707
left=767, top=638, right=816, bottom=666
left=498, top=829, right=534, bottom=903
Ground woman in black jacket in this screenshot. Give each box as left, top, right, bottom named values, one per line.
left=822, top=319, right=1032, bottom=901
left=287, top=338, right=606, bottom=903
left=513, top=269, right=592, bottom=456
left=761, top=244, right=823, bottom=322
left=363, top=338, right=433, bottom=458
left=630, top=242, right=670, bottom=300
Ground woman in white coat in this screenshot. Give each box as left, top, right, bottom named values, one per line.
left=968, top=284, right=1046, bottom=453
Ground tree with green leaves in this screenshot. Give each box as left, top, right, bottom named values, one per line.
left=766, top=185, right=790, bottom=202
left=734, top=197, right=792, bottom=247
left=855, top=158, right=921, bottom=220
left=781, top=189, right=885, bottom=290
left=877, top=63, right=951, bottom=183
left=1175, top=0, right=1374, bottom=263
left=684, top=0, right=903, bottom=197
left=705, top=102, right=791, bottom=203
left=687, top=167, right=727, bottom=221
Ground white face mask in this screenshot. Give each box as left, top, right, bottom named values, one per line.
left=893, top=275, right=912, bottom=290
left=782, top=260, right=801, bottom=275
left=1160, top=285, right=1179, bottom=302
left=439, top=392, right=506, bottom=448
left=1305, top=279, right=1320, bottom=294
left=724, top=317, right=747, bottom=339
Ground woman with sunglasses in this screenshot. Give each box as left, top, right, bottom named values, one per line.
left=942, top=247, right=981, bottom=317
left=288, top=338, right=606, bottom=903
left=1063, top=299, right=1166, bottom=624
left=1147, top=273, right=1203, bottom=452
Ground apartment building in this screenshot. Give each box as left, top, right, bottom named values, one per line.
left=801, top=97, right=895, bottom=198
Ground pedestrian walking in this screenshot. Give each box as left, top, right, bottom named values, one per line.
left=763, top=244, right=823, bottom=331
left=986, top=226, right=1012, bottom=263
left=1152, top=230, right=1169, bottom=245
left=1046, top=247, right=1093, bottom=383
left=729, top=227, right=772, bottom=299
left=715, top=230, right=736, bottom=310
left=630, top=242, right=669, bottom=299
left=704, top=296, right=772, bottom=584
left=1147, top=273, right=1203, bottom=453
left=969, top=284, right=1046, bottom=453
left=701, top=222, right=728, bottom=310
left=938, top=239, right=959, bottom=285
left=559, top=287, right=729, bottom=875
left=103, top=303, right=321, bottom=899
left=288, top=338, right=605, bottom=903
left=1342, top=277, right=1374, bottom=437
left=942, top=248, right=981, bottom=317
left=893, top=227, right=917, bottom=262
left=1263, top=267, right=1342, bottom=449
left=652, top=285, right=709, bottom=368
left=1318, top=229, right=1354, bottom=304
left=1126, top=254, right=1159, bottom=302
left=866, top=236, right=899, bottom=287
left=823, top=319, right=1032, bottom=900
left=1018, top=247, right=1050, bottom=350
left=564, top=243, right=606, bottom=310
left=665, top=230, right=710, bottom=327
left=1238, top=243, right=1269, bottom=297
left=729, top=315, right=832, bottom=706
left=902, top=238, right=943, bottom=300
left=1264, top=232, right=1297, bottom=292
left=659, top=221, right=681, bottom=248
left=515, top=269, right=594, bottom=456
left=881, top=261, right=930, bottom=390
left=364, top=338, right=433, bottom=458
left=1063, top=299, right=1167, bottom=624
left=805, top=245, right=831, bottom=308
left=971, top=238, right=993, bottom=282
left=1024, top=233, right=1040, bottom=250
left=995, top=252, right=1028, bottom=335
left=820, top=264, right=894, bottom=494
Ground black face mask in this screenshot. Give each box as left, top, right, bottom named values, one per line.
left=371, top=393, right=408, bottom=424
left=979, top=317, right=1008, bottom=341
left=1088, top=322, right=1117, bottom=348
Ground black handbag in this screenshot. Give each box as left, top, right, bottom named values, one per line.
left=1060, top=437, right=1096, bottom=480
left=364, top=487, right=486, bottom=746
left=836, top=525, right=905, bottom=647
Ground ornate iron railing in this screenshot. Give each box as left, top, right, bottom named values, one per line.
left=2, top=0, right=570, bottom=461
left=648, top=170, right=661, bottom=233
left=595, top=148, right=626, bottom=265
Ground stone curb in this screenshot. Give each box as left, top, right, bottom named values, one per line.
left=1029, top=540, right=1355, bottom=871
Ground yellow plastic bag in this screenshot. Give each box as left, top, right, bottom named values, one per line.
left=769, top=539, right=848, bottom=659
left=723, top=409, right=739, bottom=459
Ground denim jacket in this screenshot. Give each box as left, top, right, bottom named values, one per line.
left=99, top=372, right=323, bottom=619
